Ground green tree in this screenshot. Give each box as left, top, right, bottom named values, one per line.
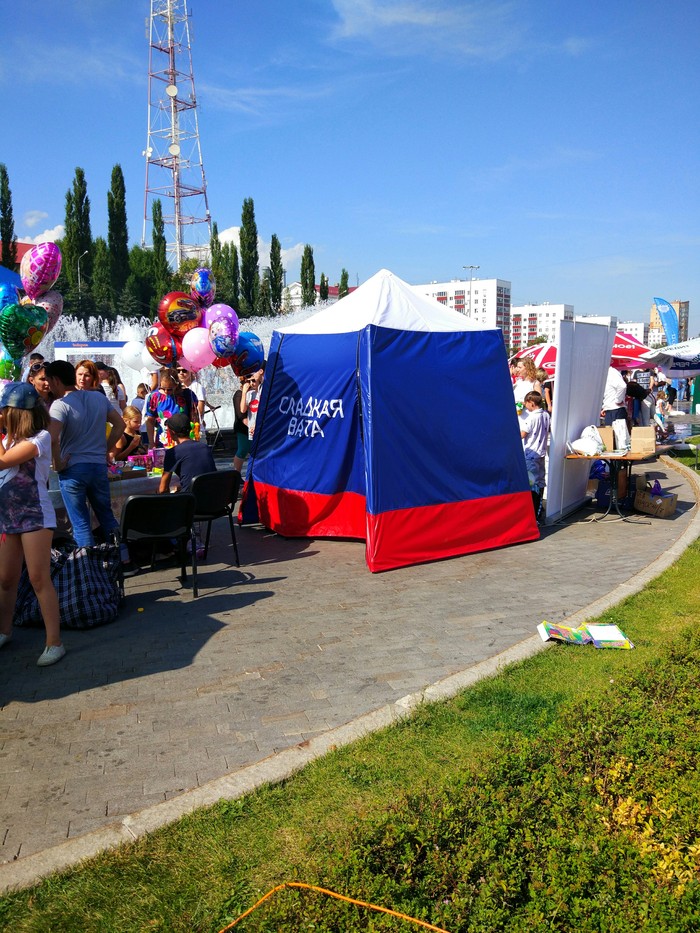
left=63, top=167, right=93, bottom=293
left=215, top=240, right=236, bottom=309
left=258, top=269, right=273, bottom=317
left=0, top=163, right=17, bottom=269
left=170, top=257, right=200, bottom=294
left=338, top=268, right=349, bottom=299
left=238, top=197, right=259, bottom=316
left=319, top=273, right=329, bottom=302
left=92, top=237, right=113, bottom=318
left=128, top=245, right=156, bottom=319
left=210, top=221, right=223, bottom=278
left=151, top=198, right=171, bottom=305
left=107, top=164, right=130, bottom=304
left=118, top=273, right=144, bottom=319
left=269, top=233, right=284, bottom=315
left=300, top=244, right=316, bottom=307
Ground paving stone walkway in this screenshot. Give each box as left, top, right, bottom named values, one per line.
left=1, top=457, right=698, bottom=892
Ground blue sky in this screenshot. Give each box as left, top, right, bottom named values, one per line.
left=2, top=0, right=699, bottom=332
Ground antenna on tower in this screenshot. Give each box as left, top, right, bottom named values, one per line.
left=142, top=0, right=212, bottom=271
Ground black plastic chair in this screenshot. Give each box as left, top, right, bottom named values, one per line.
left=120, top=493, right=199, bottom=597
left=191, top=469, right=241, bottom=566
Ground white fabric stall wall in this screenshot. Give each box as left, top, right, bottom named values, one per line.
left=545, top=320, right=616, bottom=524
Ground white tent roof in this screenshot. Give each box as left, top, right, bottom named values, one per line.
left=279, top=269, right=491, bottom=335
left=640, top=337, right=700, bottom=376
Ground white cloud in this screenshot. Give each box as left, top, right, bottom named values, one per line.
left=328, top=1, right=592, bottom=62
left=30, top=225, right=64, bottom=244
left=11, top=36, right=140, bottom=87
left=473, top=147, right=599, bottom=189
left=24, top=210, right=49, bottom=230
left=200, top=81, right=334, bottom=119
left=329, top=0, right=525, bottom=60
left=217, top=227, right=305, bottom=274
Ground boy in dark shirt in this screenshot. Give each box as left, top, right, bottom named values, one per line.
left=158, top=412, right=216, bottom=494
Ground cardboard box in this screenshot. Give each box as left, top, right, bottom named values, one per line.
left=634, top=489, right=678, bottom=518
left=631, top=426, right=656, bottom=456
left=597, top=426, right=614, bottom=451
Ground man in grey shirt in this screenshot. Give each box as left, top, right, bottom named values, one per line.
left=45, top=360, right=125, bottom=547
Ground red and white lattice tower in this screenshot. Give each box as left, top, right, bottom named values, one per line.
left=142, top=0, right=211, bottom=270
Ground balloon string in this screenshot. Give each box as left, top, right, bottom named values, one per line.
left=217, top=881, right=451, bottom=932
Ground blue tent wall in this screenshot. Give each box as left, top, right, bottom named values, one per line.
left=359, top=325, right=538, bottom=571
left=246, top=330, right=366, bottom=537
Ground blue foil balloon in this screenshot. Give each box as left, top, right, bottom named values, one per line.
left=0, top=282, right=18, bottom=311
left=190, top=267, right=216, bottom=308
left=231, top=331, right=264, bottom=377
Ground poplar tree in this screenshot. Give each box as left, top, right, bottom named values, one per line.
left=210, top=221, right=223, bottom=275
left=300, top=244, right=316, bottom=306
left=151, top=198, right=170, bottom=305
left=238, top=197, right=259, bottom=316
left=0, top=163, right=17, bottom=269
left=258, top=270, right=273, bottom=317
left=91, top=237, right=113, bottom=318
left=269, top=233, right=284, bottom=314
left=128, top=245, right=156, bottom=319
left=339, top=268, right=350, bottom=299
left=319, top=273, right=329, bottom=301
left=107, top=164, right=129, bottom=304
left=63, top=167, right=93, bottom=291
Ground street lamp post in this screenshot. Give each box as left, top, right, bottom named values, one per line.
left=463, top=265, right=480, bottom=318
left=77, top=249, right=88, bottom=293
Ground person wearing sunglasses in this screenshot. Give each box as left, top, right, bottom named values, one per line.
left=26, top=362, right=55, bottom=408
left=175, top=367, right=206, bottom=429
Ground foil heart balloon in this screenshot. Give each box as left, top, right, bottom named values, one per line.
left=0, top=302, right=48, bottom=361
left=20, top=242, right=62, bottom=301
left=34, top=289, right=63, bottom=334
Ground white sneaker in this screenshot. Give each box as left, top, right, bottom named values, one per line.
left=37, top=645, right=66, bottom=667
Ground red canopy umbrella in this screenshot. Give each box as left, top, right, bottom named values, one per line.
left=512, top=331, right=654, bottom=377
left=511, top=343, right=557, bottom=375
left=610, top=331, right=653, bottom=369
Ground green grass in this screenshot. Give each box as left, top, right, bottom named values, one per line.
left=2, top=539, right=700, bottom=932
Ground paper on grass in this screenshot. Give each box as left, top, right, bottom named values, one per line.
left=585, top=624, right=634, bottom=650
left=538, top=621, right=634, bottom=649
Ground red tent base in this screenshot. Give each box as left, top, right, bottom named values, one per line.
left=365, top=491, right=539, bottom=572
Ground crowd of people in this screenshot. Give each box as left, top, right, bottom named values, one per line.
left=511, top=349, right=694, bottom=522
left=0, top=351, right=265, bottom=669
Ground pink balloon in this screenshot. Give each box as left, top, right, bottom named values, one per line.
left=202, top=302, right=238, bottom=330
left=181, top=326, right=216, bottom=371
left=20, top=242, right=62, bottom=301
left=34, top=289, right=63, bottom=334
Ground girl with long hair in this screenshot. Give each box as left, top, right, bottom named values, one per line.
left=0, top=382, right=64, bottom=666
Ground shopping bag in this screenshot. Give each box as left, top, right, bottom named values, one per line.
left=13, top=541, right=124, bottom=629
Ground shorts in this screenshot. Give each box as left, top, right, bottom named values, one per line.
left=235, top=433, right=251, bottom=459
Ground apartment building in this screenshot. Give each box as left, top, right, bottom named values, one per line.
left=509, top=302, right=574, bottom=351
left=411, top=277, right=511, bottom=338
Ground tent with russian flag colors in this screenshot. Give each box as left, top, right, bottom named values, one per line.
left=243, top=269, right=539, bottom=572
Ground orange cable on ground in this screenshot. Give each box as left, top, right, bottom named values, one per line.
left=218, top=880, right=451, bottom=932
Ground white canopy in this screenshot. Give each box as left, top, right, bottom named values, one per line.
left=640, top=338, right=700, bottom=376
left=279, top=268, right=490, bottom=335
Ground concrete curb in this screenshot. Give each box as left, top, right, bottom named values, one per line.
left=2, top=456, right=699, bottom=895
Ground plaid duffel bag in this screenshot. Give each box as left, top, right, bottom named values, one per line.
left=13, top=541, right=124, bottom=630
